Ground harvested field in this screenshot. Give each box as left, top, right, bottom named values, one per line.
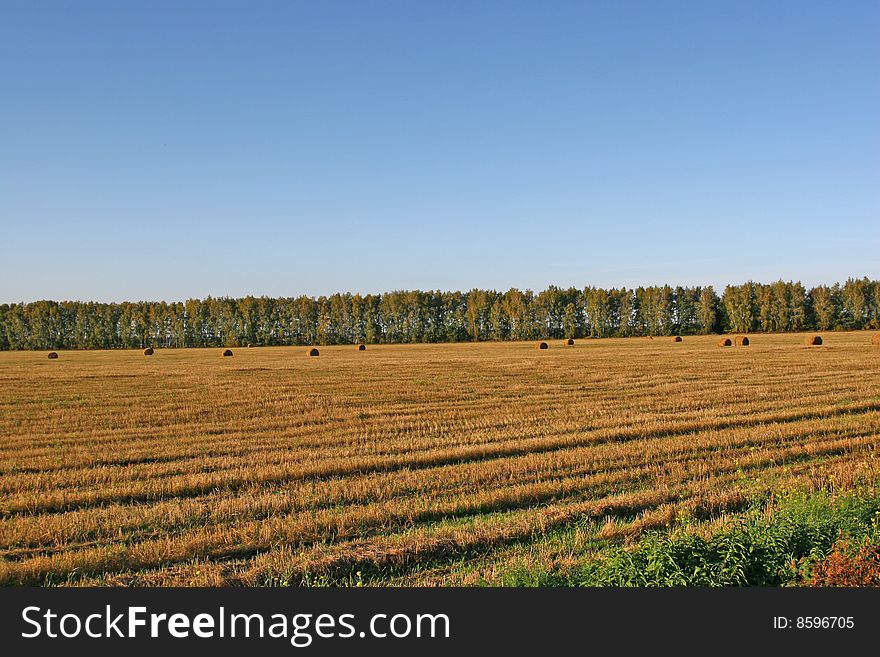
left=0, top=331, right=879, bottom=586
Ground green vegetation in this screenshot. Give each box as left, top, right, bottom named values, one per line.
left=1, top=277, right=878, bottom=350
left=500, top=487, right=880, bottom=587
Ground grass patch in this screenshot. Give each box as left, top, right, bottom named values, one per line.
left=501, top=487, right=880, bottom=586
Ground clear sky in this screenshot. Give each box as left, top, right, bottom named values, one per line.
left=1, top=1, right=878, bottom=303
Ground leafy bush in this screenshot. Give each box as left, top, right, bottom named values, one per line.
left=809, top=539, right=880, bottom=586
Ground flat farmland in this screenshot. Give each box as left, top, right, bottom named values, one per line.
left=1, top=332, right=879, bottom=586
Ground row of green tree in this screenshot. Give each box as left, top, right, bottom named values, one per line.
left=1, top=278, right=878, bottom=350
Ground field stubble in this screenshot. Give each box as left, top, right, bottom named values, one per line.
left=0, top=333, right=878, bottom=586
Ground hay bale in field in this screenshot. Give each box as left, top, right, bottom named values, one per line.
left=805, top=335, right=823, bottom=346
left=565, top=338, right=574, bottom=346
left=143, top=347, right=154, bottom=356
left=47, top=351, right=58, bottom=359
left=222, top=349, right=233, bottom=357
left=357, top=344, right=366, bottom=351
left=672, top=336, right=682, bottom=342
left=537, top=341, right=549, bottom=350
left=734, top=335, right=750, bottom=346
left=718, top=338, right=732, bottom=347
left=873, top=333, right=880, bottom=347
left=309, top=348, right=320, bottom=357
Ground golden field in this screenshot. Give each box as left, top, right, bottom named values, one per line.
left=1, top=332, right=879, bottom=586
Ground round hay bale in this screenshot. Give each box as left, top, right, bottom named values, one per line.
left=565, top=338, right=574, bottom=346
left=357, top=344, right=366, bottom=351
left=718, top=338, right=732, bottom=347
left=143, top=347, right=154, bottom=356
left=805, top=335, right=822, bottom=346
left=734, top=335, right=750, bottom=346
left=537, top=341, right=548, bottom=350
left=309, top=348, right=320, bottom=357
left=672, top=336, right=682, bottom=342
left=872, top=333, right=880, bottom=347
left=47, top=351, right=59, bottom=359
left=222, top=349, right=233, bottom=357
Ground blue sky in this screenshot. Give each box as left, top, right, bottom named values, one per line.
left=1, top=1, right=878, bottom=302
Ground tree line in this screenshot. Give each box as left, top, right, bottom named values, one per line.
left=1, top=278, right=878, bottom=350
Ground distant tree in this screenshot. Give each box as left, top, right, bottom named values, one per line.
left=723, top=283, right=756, bottom=333
left=788, top=281, right=808, bottom=331
left=869, top=281, right=880, bottom=329
left=756, top=284, right=774, bottom=333
left=809, top=285, right=838, bottom=331
left=584, top=287, right=612, bottom=337
left=488, top=297, right=508, bottom=340
left=840, top=277, right=870, bottom=329
left=562, top=302, right=579, bottom=339
left=0, top=304, right=9, bottom=350
left=674, top=287, right=698, bottom=335
left=1, top=277, right=877, bottom=350
left=696, top=286, right=720, bottom=334
left=502, top=289, right=533, bottom=341
left=657, top=285, right=674, bottom=335
left=616, top=288, right=635, bottom=337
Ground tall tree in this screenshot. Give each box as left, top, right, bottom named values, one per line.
left=696, top=286, right=720, bottom=334
left=1, top=278, right=877, bottom=350
left=723, top=283, right=757, bottom=333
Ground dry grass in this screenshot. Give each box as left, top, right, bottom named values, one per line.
left=0, top=332, right=878, bottom=586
